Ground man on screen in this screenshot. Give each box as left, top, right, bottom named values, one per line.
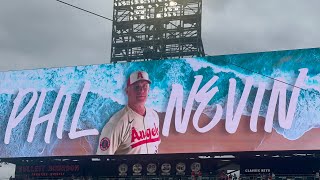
left=96, top=71, right=161, bottom=155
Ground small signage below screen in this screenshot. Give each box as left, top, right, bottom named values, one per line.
left=132, top=163, right=142, bottom=176
left=118, top=164, right=128, bottom=176
left=15, top=164, right=81, bottom=178
left=191, top=162, right=201, bottom=172
left=176, top=162, right=186, bottom=175
left=161, top=163, right=171, bottom=176
left=147, top=163, right=157, bottom=176
left=244, top=169, right=271, bottom=173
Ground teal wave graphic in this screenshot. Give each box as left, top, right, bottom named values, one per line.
left=0, top=48, right=319, bottom=157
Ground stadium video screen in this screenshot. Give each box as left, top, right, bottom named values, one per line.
left=0, top=48, right=319, bottom=158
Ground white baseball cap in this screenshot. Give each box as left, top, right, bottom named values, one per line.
left=127, top=71, right=151, bottom=86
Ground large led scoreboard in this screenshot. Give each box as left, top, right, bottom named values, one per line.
left=1, top=48, right=320, bottom=159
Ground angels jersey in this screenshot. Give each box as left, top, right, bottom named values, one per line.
left=96, top=106, right=161, bottom=155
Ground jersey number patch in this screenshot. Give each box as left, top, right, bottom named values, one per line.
left=100, top=137, right=110, bottom=151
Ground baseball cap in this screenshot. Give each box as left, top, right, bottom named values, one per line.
left=127, top=71, right=151, bottom=87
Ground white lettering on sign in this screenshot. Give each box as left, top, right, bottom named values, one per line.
left=264, top=68, right=308, bottom=132
left=245, top=169, right=271, bottom=173
left=5, top=89, right=38, bottom=144
left=4, top=81, right=99, bottom=144
left=162, top=76, right=222, bottom=136
left=226, top=77, right=254, bottom=133
left=68, top=81, right=99, bottom=139
left=27, top=87, right=65, bottom=143
left=162, top=68, right=308, bottom=136
left=2, top=68, right=308, bottom=144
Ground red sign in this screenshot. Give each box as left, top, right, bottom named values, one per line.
left=15, top=164, right=81, bottom=178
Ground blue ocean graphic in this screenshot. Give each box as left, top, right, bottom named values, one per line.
left=0, top=48, right=320, bottom=157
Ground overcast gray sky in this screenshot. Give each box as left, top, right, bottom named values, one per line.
left=0, top=0, right=319, bottom=71
left=1, top=0, right=320, bottom=71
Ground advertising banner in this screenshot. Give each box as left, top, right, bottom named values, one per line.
left=15, top=163, right=81, bottom=178
left=240, top=158, right=319, bottom=174
left=1, top=48, right=320, bottom=158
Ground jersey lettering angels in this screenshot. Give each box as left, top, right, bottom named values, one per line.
left=96, top=106, right=161, bottom=155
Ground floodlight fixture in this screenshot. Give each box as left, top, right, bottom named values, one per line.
left=111, top=0, right=205, bottom=62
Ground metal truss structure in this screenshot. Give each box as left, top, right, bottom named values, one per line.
left=111, top=0, right=205, bottom=62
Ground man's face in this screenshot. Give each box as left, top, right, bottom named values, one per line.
left=126, top=80, right=150, bottom=105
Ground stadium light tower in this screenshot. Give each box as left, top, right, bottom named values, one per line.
left=111, top=0, right=205, bottom=62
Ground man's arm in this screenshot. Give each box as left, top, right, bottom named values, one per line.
left=155, top=111, right=161, bottom=144
left=96, top=120, right=120, bottom=155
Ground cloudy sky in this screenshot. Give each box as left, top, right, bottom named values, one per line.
left=0, top=0, right=320, bottom=177
left=1, top=0, right=320, bottom=72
